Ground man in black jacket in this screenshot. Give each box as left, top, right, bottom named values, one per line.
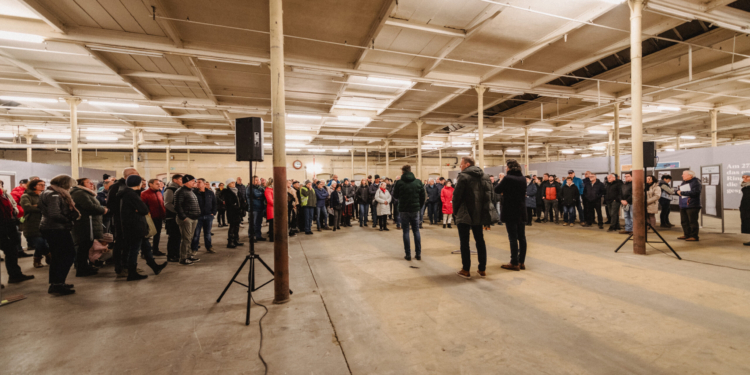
left=175, top=175, right=201, bottom=265
left=392, top=165, right=425, bottom=261
left=425, top=179, right=441, bottom=225
left=192, top=178, right=217, bottom=254
left=107, top=167, right=139, bottom=275
left=604, top=174, right=623, bottom=232
left=453, top=156, right=492, bottom=279
left=494, top=160, right=528, bottom=272
left=582, top=174, right=605, bottom=228
left=236, top=177, right=247, bottom=224
left=620, top=173, right=633, bottom=235
left=368, top=175, right=381, bottom=228
left=164, top=174, right=183, bottom=263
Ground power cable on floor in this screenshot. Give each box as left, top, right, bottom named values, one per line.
left=250, top=293, right=269, bottom=375
left=646, top=243, right=750, bottom=272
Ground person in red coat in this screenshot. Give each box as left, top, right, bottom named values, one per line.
left=141, top=179, right=167, bottom=256
left=11, top=179, right=27, bottom=217
left=265, top=179, right=275, bottom=242
left=440, top=180, right=454, bottom=228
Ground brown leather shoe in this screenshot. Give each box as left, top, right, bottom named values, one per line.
left=501, top=263, right=520, bottom=271
left=685, top=237, right=699, bottom=241
left=677, top=236, right=687, bottom=240
left=456, top=269, right=471, bottom=279
left=519, top=264, right=526, bottom=270
left=476, top=270, right=486, bottom=278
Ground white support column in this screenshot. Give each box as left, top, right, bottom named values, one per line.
left=524, top=127, right=529, bottom=172
left=502, top=148, right=507, bottom=166
left=438, top=149, right=442, bottom=178
left=545, top=144, right=549, bottom=163
left=365, top=150, right=368, bottom=177
left=628, top=0, right=646, bottom=255
left=475, top=85, right=487, bottom=168
left=710, top=109, right=718, bottom=147
left=26, top=135, right=32, bottom=162
left=166, top=145, right=170, bottom=182
left=614, top=103, right=621, bottom=175
left=472, top=143, right=476, bottom=161
left=79, top=149, right=83, bottom=169
left=186, top=148, right=190, bottom=169
left=65, top=97, right=81, bottom=179
left=385, top=141, right=390, bottom=178
left=350, top=150, right=354, bottom=179
left=132, top=129, right=139, bottom=171
left=416, top=120, right=423, bottom=179
left=607, top=131, right=613, bottom=158
left=676, top=134, right=681, bottom=150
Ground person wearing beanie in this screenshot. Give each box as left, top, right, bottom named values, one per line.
left=106, top=167, right=139, bottom=276
left=174, top=174, right=201, bottom=265
left=118, top=175, right=167, bottom=280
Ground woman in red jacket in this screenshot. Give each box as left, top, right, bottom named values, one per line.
left=265, top=179, right=274, bottom=243
left=441, top=179, right=454, bottom=229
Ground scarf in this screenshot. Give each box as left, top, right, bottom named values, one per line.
left=337, top=191, right=343, bottom=203
left=230, top=187, right=238, bottom=195
left=742, top=181, right=750, bottom=188
left=380, top=187, right=386, bottom=193
left=77, top=186, right=97, bottom=196
left=645, top=181, right=654, bottom=191
left=49, top=185, right=76, bottom=211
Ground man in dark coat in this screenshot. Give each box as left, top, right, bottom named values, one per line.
left=392, top=165, right=425, bottom=261
left=494, top=160, right=528, bottom=271
left=368, top=175, right=382, bottom=228
left=222, top=180, right=244, bottom=248
left=192, top=178, right=218, bottom=254
left=604, top=174, right=623, bottom=232
left=582, top=174, right=605, bottom=228
left=677, top=170, right=702, bottom=241
left=107, top=167, right=139, bottom=275
left=175, top=175, right=201, bottom=264
left=235, top=177, right=248, bottom=223
left=453, top=156, right=492, bottom=279
left=425, top=179, right=441, bottom=225
left=741, top=172, right=750, bottom=246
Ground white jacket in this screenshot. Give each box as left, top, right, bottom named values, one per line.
left=374, top=189, right=391, bottom=216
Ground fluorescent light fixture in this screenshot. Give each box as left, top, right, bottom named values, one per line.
left=540, top=94, right=570, bottom=99
left=290, top=67, right=344, bottom=77
left=591, top=146, right=607, bottom=151
left=309, top=149, right=326, bottom=152
left=144, top=129, right=180, bottom=134
left=456, top=152, right=470, bottom=155
left=264, top=143, right=272, bottom=147
left=286, top=135, right=312, bottom=141
left=288, top=113, right=323, bottom=120
left=86, top=136, right=119, bottom=141
left=334, top=104, right=381, bottom=111
left=531, top=128, right=553, bottom=133
left=84, top=127, right=127, bottom=133
left=599, top=0, right=626, bottom=4
left=197, top=57, right=261, bottom=66
left=286, top=148, right=301, bottom=152
left=286, top=142, right=307, bottom=148
left=37, top=134, right=71, bottom=140
left=367, top=77, right=412, bottom=86
left=680, top=135, right=695, bottom=140
left=332, top=149, right=349, bottom=152
left=432, top=83, right=472, bottom=90
left=581, top=154, right=592, bottom=158
left=88, top=101, right=139, bottom=108
left=665, top=148, right=675, bottom=152
left=451, top=142, right=471, bottom=147
left=561, top=149, right=575, bottom=154
left=0, top=31, right=44, bottom=44
left=588, top=130, right=608, bottom=135
left=657, top=105, right=681, bottom=112
left=196, top=131, right=229, bottom=136
left=0, top=96, right=59, bottom=103
left=642, top=105, right=660, bottom=113
left=0, top=132, right=15, bottom=138
left=488, top=88, right=525, bottom=96
left=337, top=116, right=370, bottom=122
left=505, top=149, right=521, bottom=154
left=460, top=132, right=478, bottom=138
left=87, top=45, right=164, bottom=58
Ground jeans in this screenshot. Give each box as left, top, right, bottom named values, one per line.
left=151, top=218, right=163, bottom=252
left=42, top=229, right=76, bottom=284
left=575, top=201, right=584, bottom=223
left=659, top=200, right=672, bottom=226
left=399, top=212, right=421, bottom=257
left=680, top=207, right=700, bottom=239
left=359, top=203, right=369, bottom=225
left=128, top=236, right=154, bottom=267
left=1, top=224, right=22, bottom=278
left=419, top=203, right=427, bottom=224
left=608, top=201, right=621, bottom=230
left=563, top=206, right=576, bottom=224
left=623, top=204, right=633, bottom=232
left=544, top=200, right=558, bottom=222
left=495, top=202, right=502, bottom=222
left=505, top=220, right=527, bottom=265
left=304, top=206, right=315, bottom=233
left=217, top=209, right=226, bottom=226
left=458, top=224, right=487, bottom=272
left=192, top=214, right=214, bottom=251
left=316, top=206, right=329, bottom=229
left=178, top=218, right=197, bottom=261
left=26, top=235, right=49, bottom=258
left=251, top=209, right=264, bottom=239
left=165, top=217, right=181, bottom=259
left=427, top=201, right=440, bottom=223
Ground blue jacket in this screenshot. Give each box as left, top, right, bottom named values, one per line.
left=571, top=176, right=583, bottom=196
left=193, top=188, right=218, bottom=216
left=525, top=182, right=537, bottom=208
left=96, top=190, right=108, bottom=206
left=679, top=178, right=702, bottom=209
left=314, top=186, right=329, bottom=208
left=425, top=184, right=441, bottom=203
left=246, top=184, right=266, bottom=211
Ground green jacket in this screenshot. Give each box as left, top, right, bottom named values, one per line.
left=301, top=186, right=317, bottom=207
left=20, top=190, right=42, bottom=238
left=393, top=172, right=425, bottom=213
left=453, top=166, right=493, bottom=226
left=70, top=186, right=106, bottom=244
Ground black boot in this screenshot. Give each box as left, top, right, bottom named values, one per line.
left=147, top=259, right=168, bottom=275
left=127, top=265, right=148, bottom=281
left=227, top=238, right=237, bottom=248
left=448, top=224, right=452, bottom=229
left=443, top=224, right=446, bottom=229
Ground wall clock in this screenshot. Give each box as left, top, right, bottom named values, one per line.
left=293, top=160, right=302, bottom=169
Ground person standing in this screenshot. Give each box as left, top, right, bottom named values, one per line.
left=605, top=174, right=623, bottom=232
left=1, top=181, right=34, bottom=284
left=39, top=175, right=79, bottom=295
left=525, top=175, right=537, bottom=226
left=375, top=182, right=391, bottom=231
left=222, top=180, right=244, bottom=248
left=677, top=170, right=702, bottom=241
left=542, top=174, right=559, bottom=224
left=495, top=160, right=528, bottom=271
left=356, top=178, right=370, bottom=227
left=645, top=175, right=662, bottom=228
left=534, top=176, right=544, bottom=223
left=216, top=182, right=227, bottom=227
left=118, top=175, right=167, bottom=280
left=582, top=174, right=605, bottom=229
left=393, top=165, right=425, bottom=261
left=20, top=180, right=50, bottom=268
left=561, top=177, right=580, bottom=227
left=236, top=177, right=248, bottom=225
left=163, top=174, right=183, bottom=263
left=175, top=175, right=201, bottom=265
left=453, top=156, right=492, bottom=279
left=425, top=179, right=440, bottom=225
left=264, top=179, right=275, bottom=242
left=330, top=184, right=344, bottom=231
left=441, top=179, right=454, bottom=228
left=392, top=176, right=402, bottom=229
left=192, top=178, right=217, bottom=253
left=300, top=180, right=317, bottom=235
left=567, top=170, right=584, bottom=223
left=368, top=175, right=381, bottom=228
left=740, top=172, right=750, bottom=246
left=141, top=179, right=166, bottom=256
left=620, top=173, right=634, bottom=235
left=70, top=178, right=106, bottom=277
left=107, top=167, right=139, bottom=275
left=248, top=176, right=266, bottom=242
left=341, top=179, right=355, bottom=227
left=314, top=180, right=330, bottom=231
left=658, top=175, right=675, bottom=228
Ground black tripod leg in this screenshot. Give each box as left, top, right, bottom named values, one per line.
left=614, top=234, right=633, bottom=253
left=255, top=255, right=293, bottom=295
left=217, top=256, right=249, bottom=303
left=649, top=224, right=682, bottom=260
left=246, top=256, right=255, bottom=326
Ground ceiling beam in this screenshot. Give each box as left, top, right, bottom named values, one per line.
left=384, top=18, right=466, bottom=38
left=119, top=70, right=200, bottom=82
left=0, top=51, right=71, bottom=95
left=353, top=0, right=397, bottom=70
left=145, top=0, right=183, bottom=48
left=648, top=0, right=750, bottom=34
left=17, top=0, right=67, bottom=33
left=85, top=48, right=153, bottom=101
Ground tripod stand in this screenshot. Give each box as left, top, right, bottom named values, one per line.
left=216, top=161, right=292, bottom=325
left=614, top=220, right=681, bottom=259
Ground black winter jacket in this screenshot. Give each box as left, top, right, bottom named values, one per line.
left=621, top=181, right=633, bottom=205
left=604, top=180, right=623, bottom=203
left=561, top=184, right=580, bottom=207
left=392, top=172, right=425, bottom=213
left=740, top=184, right=750, bottom=234
left=583, top=179, right=605, bottom=202
left=117, top=187, right=150, bottom=239
left=193, top=188, right=218, bottom=216
left=453, top=166, right=492, bottom=226
left=425, top=184, right=441, bottom=203
left=174, top=186, right=200, bottom=220
left=494, top=170, right=526, bottom=223
left=222, top=189, right=242, bottom=224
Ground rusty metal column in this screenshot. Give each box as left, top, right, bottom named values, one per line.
left=26, top=135, right=32, bottom=162
left=614, top=103, right=621, bottom=175
left=416, top=120, right=423, bottom=179
left=270, top=0, right=290, bottom=304
left=65, top=97, right=81, bottom=179
left=629, top=0, right=646, bottom=255
left=710, top=109, right=718, bottom=147
left=475, top=85, right=486, bottom=168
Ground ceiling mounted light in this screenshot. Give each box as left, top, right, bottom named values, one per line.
left=196, top=131, right=229, bottom=136
left=87, top=45, right=164, bottom=58
left=488, top=88, right=525, bottom=96
left=367, top=77, right=412, bottom=86
left=37, top=134, right=71, bottom=140
left=286, top=148, right=301, bottom=152
left=309, top=148, right=326, bottom=152
left=581, top=154, right=592, bottom=158
left=657, top=105, right=681, bottom=112
left=0, top=132, right=15, bottom=138
left=286, top=142, right=307, bottom=148
left=505, top=149, right=521, bottom=154
left=84, top=127, right=127, bottom=133
left=86, top=135, right=119, bottom=141
left=288, top=113, right=323, bottom=120
left=432, top=83, right=472, bottom=90
left=197, top=57, right=261, bottom=66
left=456, top=152, right=470, bottom=155
left=334, top=104, right=380, bottom=111
left=286, top=135, right=313, bottom=141
left=0, top=31, right=45, bottom=44
left=337, top=116, right=370, bottom=122
left=680, top=135, right=696, bottom=140
left=332, top=149, right=349, bottom=152
left=588, top=130, right=608, bottom=135
left=665, top=148, right=675, bottom=152
left=590, top=146, right=607, bottom=151
left=531, top=128, right=553, bottom=133
left=561, top=149, right=575, bottom=154
left=144, top=129, right=180, bottom=134
left=451, top=142, right=471, bottom=147
left=539, top=94, right=570, bottom=99
left=263, top=143, right=272, bottom=147
left=88, top=101, right=139, bottom=108
left=0, top=96, right=59, bottom=103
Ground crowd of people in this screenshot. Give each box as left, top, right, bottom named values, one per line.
left=2, top=162, right=749, bottom=293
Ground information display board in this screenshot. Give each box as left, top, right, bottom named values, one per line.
left=700, top=164, right=724, bottom=233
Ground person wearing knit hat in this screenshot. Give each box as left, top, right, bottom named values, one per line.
left=126, top=175, right=142, bottom=187
left=182, top=174, right=195, bottom=184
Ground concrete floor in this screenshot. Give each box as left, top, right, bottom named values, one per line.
left=2, top=212, right=750, bottom=374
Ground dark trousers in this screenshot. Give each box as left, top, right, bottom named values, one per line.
left=427, top=201, right=440, bottom=224
left=165, top=218, right=181, bottom=259
left=303, top=207, right=315, bottom=233
left=75, top=237, right=93, bottom=271
left=608, top=201, right=621, bottom=230
left=1, top=223, right=22, bottom=278
left=251, top=209, right=263, bottom=239
left=128, top=237, right=154, bottom=267
left=267, top=219, right=274, bottom=241
left=333, top=209, right=342, bottom=229
left=575, top=201, right=584, bottom=223
left=42, top=229, right=76, bottom=284
left=27, top=235, right=49, bottom=258
left=378, top=215, right=388, bottom=229
left=151, top=218, right=163, bottom=252
left=526, top=207, right=534, bottom=225
left=458, top=224, right=487, bottom=272
left=228, top=222, right=240, bottom=243
left=680, top=207, right=700, bottom=239
left=659, top=200, right=672, bottom=226
left=192, top=214, right=213, bottom=250
left=371, top=201, right=378, bottom=225
left=399, top=211, right=421, bottom=257
left=289, top=207, right=297, bottom=233
left=585, top=199, right=603, bottom=226
left=505, top=220, right=527, bottom=265
left=544, top=200, right=558, bottom=222
left=217, top=209, right=226, bottom=226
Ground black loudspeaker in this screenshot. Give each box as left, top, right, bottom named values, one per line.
left=235, top=117, right=264, bottom=162
left=643, top=141, right=655, bottom=168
